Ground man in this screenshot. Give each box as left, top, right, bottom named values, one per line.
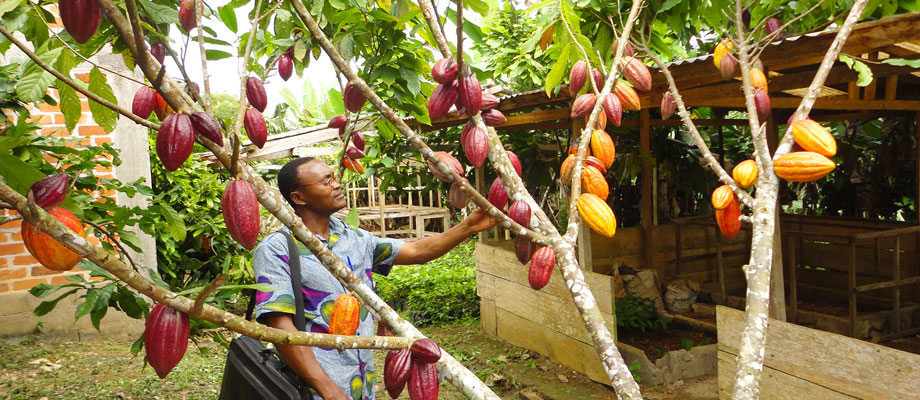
left=252, top=157, right=497, bottom=400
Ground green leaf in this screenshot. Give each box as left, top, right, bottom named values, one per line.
left=0, top=0, right=22, bottom=18
left=56, top=83, right=81, bottom=133
left=177, top=283, right=280, bottom=296
left=130, top=334, right=145, bottom=355
left=0, top=136, right=30, bottom=153
left=0, top=153, right=45, bottom=195
left=400, top=68, right=421, bottom=96
left=117, top=289, right=147, bottom=319
left=28, top=282, right=79, bottom=298
left=87, top=68, right=118, bottom=132
left=157, top=202, right=187, bottom=242
left=839, top=54, right=873, bottom=87
left=205, top=49, right=233, bottom=61
left=545, top=43, right=571, bottom=96
left=881, top=58, right=920, bottom=68
left=344, top=207, right=359, bottom=227
left=218, top=5, right=238, bottom=32
left=77, top=259, right=114, bottom=279
left=32, top=289, right=79, bottom=316
left=90, top=305, right=107, bottom=331
left=137, top=1, right=180, bottom=25
left=16, top=61, right=55, bottom=102
left=74, top=289, right=100, bottom=322
left=660, top=0, right=681, bottom=12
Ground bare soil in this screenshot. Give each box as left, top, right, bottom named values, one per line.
left=618, top=326, right=715, bottom=362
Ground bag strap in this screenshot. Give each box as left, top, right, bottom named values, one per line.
left=246, top=230, right=307, bottom=332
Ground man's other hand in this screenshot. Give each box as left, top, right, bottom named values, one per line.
left=463, top=208, right=499, bottom=233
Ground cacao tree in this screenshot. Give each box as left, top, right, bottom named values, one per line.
left=0, top=0, right=914, bottom=398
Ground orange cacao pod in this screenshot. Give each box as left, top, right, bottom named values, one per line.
left=385, top=349, right=412, bottom=399
left=560, top=154, right=575, bottom=183
left=569, top=60, right=588, bottom=96
left=427, top=83, right=459, bottom=122
left=153, top=92, right=173, bottom=120
left=603, top=94, right=622, bottom=127
left=222, top=180, right=260, bottom=250
left=344, top=83, right=367, bottom=113
left=427, top=151, right=463, bottom=182
left=577, top=193, right=617, bottom=238
left=156, top=113, right=195, bottom=171
left=711, top=185, right=734, bottom=210
left=431, top=58, right=458, bottom=84
left=243, top=108, right=267, bottom=149
left=29, top=173, right=69, bottom=210
left=715, top=197, right=742, bottom=238
left=571, top=93, right=597, bottom=118
left=21, top=207, right=85, bottom=271
left=528, top=246, right=556, bottom=290
left=582, top=165, right=609, bottom=200
left=791, top=119, right=836, bottom=157
left=750, top=68, right=768, bottom=91
left=343, top=157, right=365, bottom=174
left=618, top=57, right=652, bottom=92
left=585, top=155, right=607, bottom=174
left=246, top=76, right=267, bottom=112
left=713, top=40, right=733, bottom=68
left=732, top=159, right=758, bottom=189
left=60, top=0, right=101, bottom=44
left=145, top=303, right=190, bottom=379
left=590, top=129, right=615, bottom=169
left=587, top=107, right=607, bottom=130
left=661, top=92, right=676, bottom=119
left=614, top=81, right=641, bottom=111
left=613, top=39, right=634, bottom=58
left=132, top=86, right=156, bottom=119
left=773, top=151, right=835, bottom=182
left=407, top=360, right=439, bottom=400
left=328, top=293, right=361, bottom=335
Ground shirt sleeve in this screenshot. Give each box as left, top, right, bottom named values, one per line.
left=370, top=235, right=404, bottom=276
left=252, top=232, right=297, bottom=322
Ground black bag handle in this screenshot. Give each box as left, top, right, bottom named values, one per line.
left=246, top=230, right=306, bottom=332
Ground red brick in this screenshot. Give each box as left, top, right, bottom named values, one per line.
left=55, top=112, right=85, bottom=125
left=0, top=283, right=9, bottom=292
left=92, top=137, right=112, bottom=146
left=32, top=266, right=70, bottom=276
left=13, top=255, right=38, bottom=266
left=9, top=231, right=22, bottom=241
left=74, top=73, right=90, bottom=83
left=49, top=275, right=75, bottom=285
left=13, top=277, right=49, bottom=291
left=0, top=242, right=26, bottom=255
left=41, top=127, right=67, bottom=137
left=28, top=114, right=52, bottom=124
left=0, top=233, right=8, bottom=243
left=79, top=125, right=106, bottom=136
left=0, top=257, right=8, bottom=268
left=0, top=268, right=27, bottom=280
left=37, top=102, right=60, bottom=113
left=81, top=101, right=91, bottom=112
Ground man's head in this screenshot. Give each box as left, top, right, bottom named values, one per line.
left=278, top=157, right=347, bottom=215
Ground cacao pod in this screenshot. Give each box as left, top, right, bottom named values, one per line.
left=711, top=185, right=734, bottom=210
left=588, top=106, right=607, bottom=130
left=528, top=246, right=556, bottom=290
left=585, top=156, right=607, bottom=174
left=21, top=207, right=85, bottom=271
left=60, top=0, right=101, bottom=44
left=449, top=180, right=470, bottom=209
left=577, top=193, right=617, bottom=238
left=481, top=93, right=500, bottom=110
left=145, top=303, right=190, bottom=379
left=507, top=150, right=522, bottom=176
left=603, top=93, right=623, bottom=127
left=328, top=293, right=361, bottom=336
left=569, top=60, right=588, bottom=96
left=514, top=236, right=537, bottom=264
left=765, top=17, right=783, bottom=37
left=352, top=131, right=366, bottom=152
left=153, top=92, right=174, bottom=120
left=613, top=39, right=634, bottom=58
left=791, top=119, right=836, bottom=157
left=773, top=151, right=835, bottom=182
left=186, top=81, right=200, bottom=99
left=488, top=177, right=508, bottom=210
left=719, top=55, right=737, bottom=80
left=278, top=55, right=293, bottom=81
left=156, top=113, right=194, bottom=171
left=742, top=10, right=751, bottom=28
left=660, top=92, right=676, bottom=120
left=344, top=157, right=365, bottom=174
left=458, top=74, right=483, bottom=116
left=482, top=109, right=506, bottom=126
left=178, top=0, right=197, bottom=32
left=246, top=76, right=268, bottom=113
left=431, top=58, right=458, bottom=84
left=427, top=151, right=463, bottom=182
left=590, top=129, right=615, bottom=169
left=346, top=146, right=365, bottom=160
left=384, top=349, right=412, bottom=399
left=560, top=154, right=575, bottom=183
left=344, top=83, right=367, bottom=113
left=190, top=111, right=223, bottom=147
left=410, top=338, right=441, bottom=364
left=222, top=180, right=260, bottom=250
left=150, top=42, right=167, bottom=64
left=618, top=57, right=652, bottom=92
left=754, top=88, right=771, bottom=122
left=582, top=165, right=609, bottom=200
left=427, top=83, right=459, bottom=122
left=750, top=68, right=768, bottom=92
left=132, top=86, right=156, bottom=119
left=508, top=200, right=532, bottom=228
left=715, top=197, right=742, bottom=238
left=29, top=173, right=69, bottom=210
left=713, top=40, right=733, bottom=68
left=328, top=115, right=347, bottom=129
left=591, top=69, right=604, bottom=91
left=614, top=81, right=641, bottom=111
left=571, top=93, right=597, bottom=118
left=460, top=120, right=474, bottom=144
left=462, top=126, right=488, bottom=168
left=407, top=360, right=439, bottom=400
left=539, top=25, right=554, bottom=51
left=732, top=160, right=759, bottom=189
left=243, top=108, right=268, bottom=148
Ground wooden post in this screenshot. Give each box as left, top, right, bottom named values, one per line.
left=476, top=166, right=488, bottom=242
left=849, top=240, right=857, bottom=337
left=717, top=229, right=726, bottom=303
left=788, top=236, right=798, bottom=323
left=916, top=112, right=920, bottom=224
left=640, top=109, right=653, bottom=270
left=771, top=207, right=787, bottom=321
left=577, top=222, right=593, bottom=272
left=894, top=236, right=901, bottom=334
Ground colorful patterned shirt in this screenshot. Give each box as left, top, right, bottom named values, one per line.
left=252, top=217, right=403, bottom=400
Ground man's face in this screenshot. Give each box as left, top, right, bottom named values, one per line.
left=289, top=160, right=347, bottom=215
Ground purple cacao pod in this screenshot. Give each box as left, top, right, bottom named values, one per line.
left=328, top=115, right=347, bottom=129
left=508, top=200, right=531, bottom=228
left=407, top=361, right=439, bottom=400
left=514, top=236, right=537, bottom=264
left=343, top=83, right=367, bottom=113
left=132, top=86, right=156, bottom=119
left=246, top=76, right=268, bottom=113
left=352, top=131, right=366, bottom=151
left=528, top=246, right=556, bottom=290
left=145, top=303, right=190, bottom=379
left=458, top=74, right=482, bottom=116
left=462, top=125, right=489, bottom=168
left=189, top=111, right=223, bottom=147
left=385, top=349, right=412, bottom=399
left=431, top=58, right=458, bottom=84
left=29, top=173, right=69, bottom=210
left=346, top=146, right=365, bottom=159
left=243, top=108, right=267, bottom=148
left=488, top=177, right=508, bottom=210
left=427, top=83, right=459, bottom=122
left=482, top=109, right=506, bottom=126
left=278, top=55, right=293, bottom=81
left=410, top=338, right=441, bottom=364
left=223, top=179, right=260, bottom=250
left=178, top=0, right=197, bottom=32
left=60, top=0, right=101, bottom=44
left=506, top=150, right=522, bottom=176
left=156, top=113, right=195, bottom=171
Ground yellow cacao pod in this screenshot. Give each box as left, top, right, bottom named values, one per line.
left=711, top=185, right=734, bottom=210
left=328, top=293, right=361, bottom=335
left=713, top=40, right=733, bottom=68
left=582, top=165, right=609, bottom=200
left=750, top=68, right=768, bottom=92
left=791, top=119, right=836, bottom=157
left=577, top=193, right=617, bottom=238
left=560, top=154, right=574, bottom=183
left=732, top=159, right=759, bottom=189
left=590, top=129, right=616, bottom=169
left=773, top=151, right=835, bottom=182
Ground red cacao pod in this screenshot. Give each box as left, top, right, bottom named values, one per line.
left=427, top=151, right=463, bottom=182
left=156, top=113, right=194, bottom=171
left=462, top=125, right=489, bottom=168
left=385, top=349, right=412, bottom=399
left=344, top=157, right=365, bottom=174
left=178, top=0, right=197, bottom=32
left=508, top=200, right=532, bottom=228
left=528, top=246, right=556, bottom=290
left=765, top=18, right=783, bottom=37
left=715, top=197, right=742, bottom=238
left=488, top=177, right=508, bottom=210
left=482, top=109, right=506, bottom=126
left=613, top=39, right=634, bottom=58
left=246, top=76, right=268, bottom=112
left=753, top=88, right=771, bottom=122
left=21, top=207, right=85, bottom=271
left=591, top=68, right=604, bottom=91
left=410, top=338, right=441, bottom=364
left=713, top=40, right=733, bottom=68
left=346, top=146, right=365, bottom=159
left=661, top=92, right=676, bottom=120
left=30, top=173, right=69, bottom=210
left=571, top=93, right=597, bottom=118
left=328, top=115, right=347, bottom=129
left=719, top=55, right=737, bottom=80
left=132, top=86, right=156, bottom=119
left=150, top=42, right=167, bottom=64
left=449, top=180, right=470, bottom=209
left=569, top=60, right=588, bottom=96
left=603, top=94, right=623, bottom=127
left=481, top=93, right=500, bottom=110
left=407, top=360, right=439, bottom=400
left=278, top=55, right=293, bottom=81
left=507, top=150, right=522, bottom=176
left=514, top=236, right=537, bottom=264
left=60, top=0, right=101, bottom=44
left=618, top=57, right=652, bottom=92
left=614, top=81, right=641, bottom=111
left=328, top=293, right=361, bottom=336
left=190, top=111, right=223, bottom=147
left=222, top=180, right=260, bottom=250
left=458, top=74, right=483, bottom=116
left=431, top=58, right=458, bottom=84
left=145, top=303, right=190, bottom=379
left=352, top=131, right=366, bottom=151
left=344, top=82, right=367, bottom=113
left=427, top=83, right=459, bottom=122
left=243, top=108, right=267, bottom=148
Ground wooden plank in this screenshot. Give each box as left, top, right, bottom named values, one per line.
left=640, top=109, right=653, bottom=270
left=685, top=96, right=920, bottom=111
left=852, top=224, right=920, bottom=239
left=717, top=351, right=857, bottom=400
left=854, top=275, right=920, bottom=292
left=885, top=75, right=899, bottom=101
left=480, top=298, right=497, bottom=336
left=717, top=306, right=920, bottom=399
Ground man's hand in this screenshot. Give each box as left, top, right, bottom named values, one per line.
left=394, top=207, right=499, bottom=265
left=462, top=208, right=499, bottom=233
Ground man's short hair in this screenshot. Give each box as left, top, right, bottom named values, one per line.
left=278, top=157, right=316, bottom=208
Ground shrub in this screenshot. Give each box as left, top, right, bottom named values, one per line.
left=615, top=292, right=667, bottom=333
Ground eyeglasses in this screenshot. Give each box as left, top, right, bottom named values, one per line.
left=301, top=175, right=338, bottom=188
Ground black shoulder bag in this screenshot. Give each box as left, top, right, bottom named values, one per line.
left=218, top=230, right=313, bottom=400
